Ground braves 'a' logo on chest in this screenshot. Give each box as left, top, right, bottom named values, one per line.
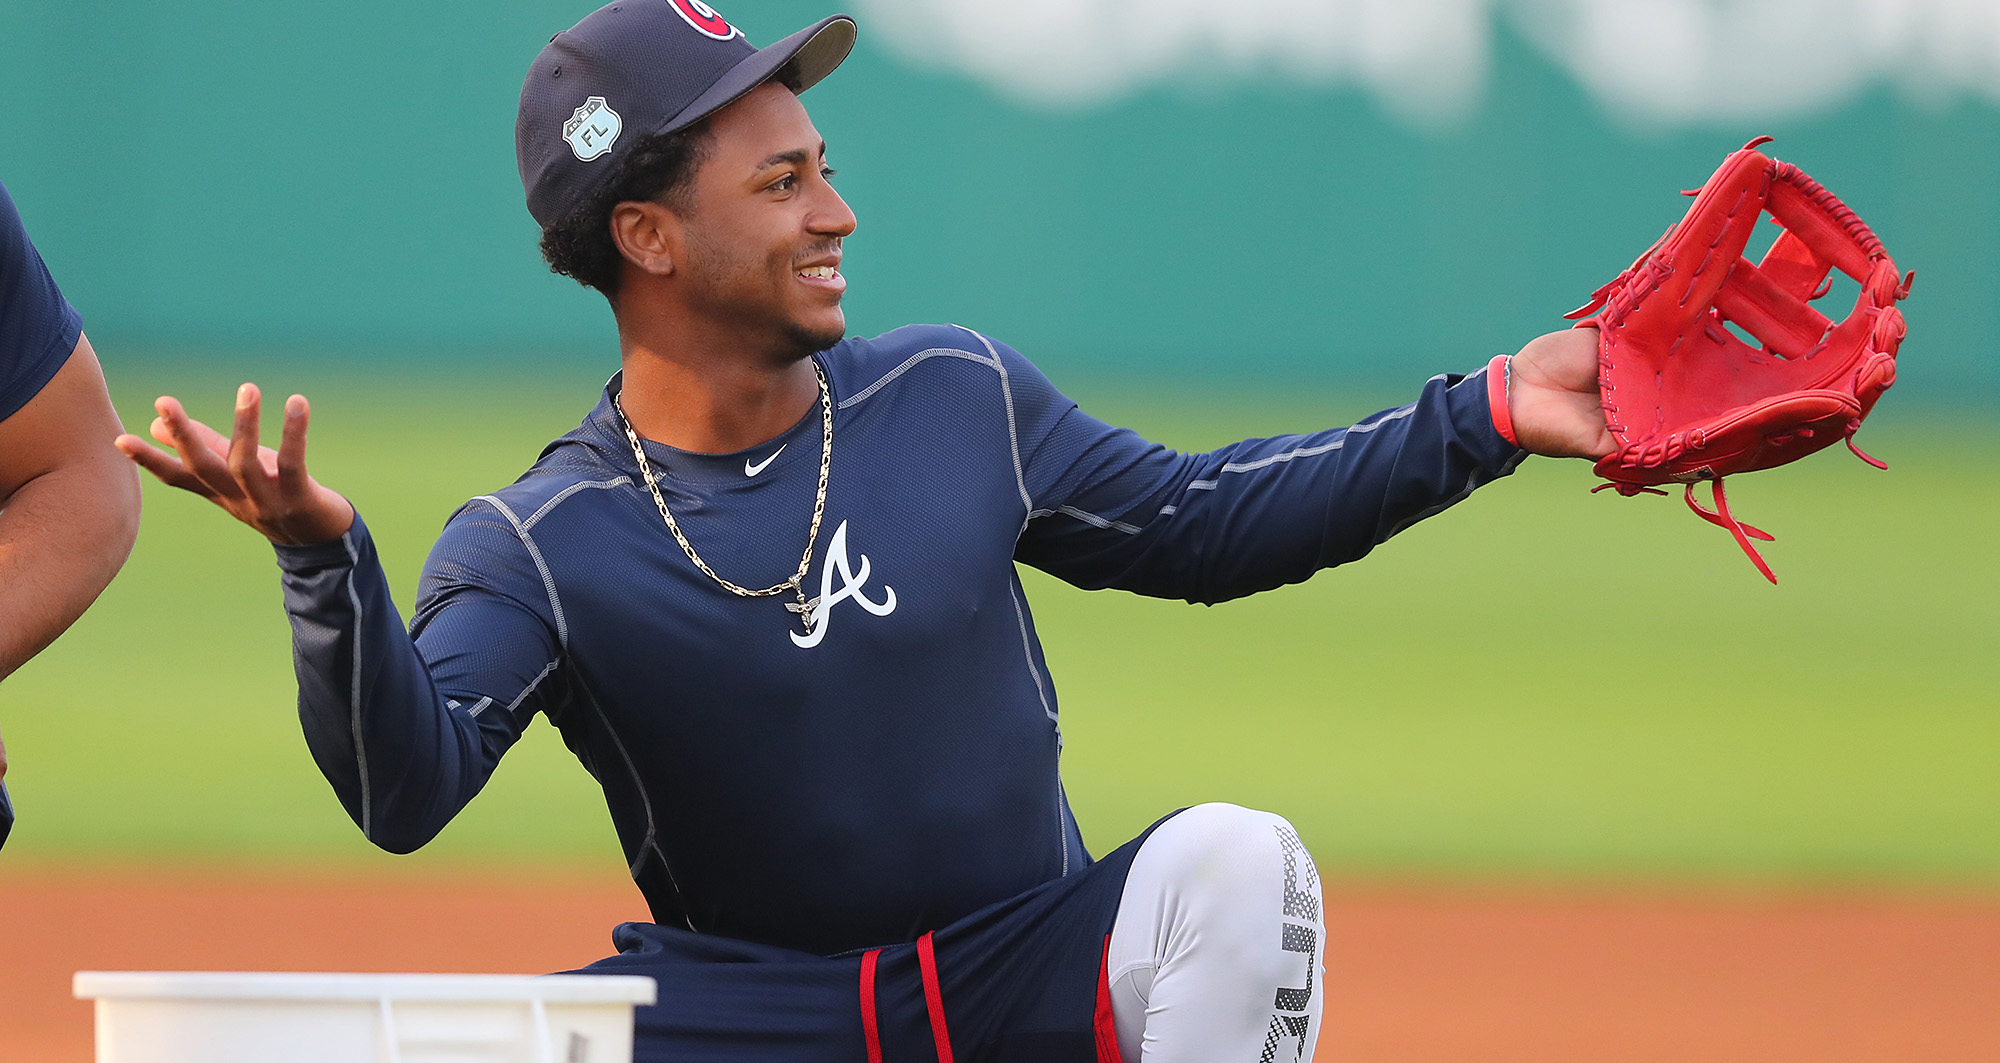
left=791, top=520, right=896, bottom=648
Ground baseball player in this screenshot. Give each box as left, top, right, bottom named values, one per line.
left=119, top=5, right=1612, bottom=1060
left=0, top=180, right=143, bottom=851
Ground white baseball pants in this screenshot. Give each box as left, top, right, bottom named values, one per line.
left=1106, top=803, right=1327, bottom=1063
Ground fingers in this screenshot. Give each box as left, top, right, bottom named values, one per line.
left=114, top=433, right=217, bottom=496
left=226, top=383, right=282, bottom=510
left=126, top=386, right=326, bottom=519
left=155, top=393, right=246, bottom=501
left=276, top=394, right=312, bottom=500
left=149, top=400, right=232, bottom=458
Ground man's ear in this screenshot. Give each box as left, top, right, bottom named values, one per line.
left=609, top=200, right=683, bottom=277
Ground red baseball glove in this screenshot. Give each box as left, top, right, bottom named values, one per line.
left=1566, top=137, right=1912, bottom=583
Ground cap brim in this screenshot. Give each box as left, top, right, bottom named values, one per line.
left=659, top=15, right=856, bottom=136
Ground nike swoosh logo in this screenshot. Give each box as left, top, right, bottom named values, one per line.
left=745, top=444, right=785, bottom=477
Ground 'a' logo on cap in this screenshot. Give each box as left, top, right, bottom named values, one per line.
left=564, top=97, right=622, bottom=162
left=668, top=0, right=741, bottom=41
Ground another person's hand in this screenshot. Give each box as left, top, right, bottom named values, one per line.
left=115, top=384, right=354, bottom=546
left=1508, top=328, right=1615, bottom=460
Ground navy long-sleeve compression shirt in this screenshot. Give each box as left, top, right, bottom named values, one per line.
left=275, top=324, right=1525, bottom=955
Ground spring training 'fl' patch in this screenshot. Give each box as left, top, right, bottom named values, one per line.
left=668, top=0, right=741, bottom=41
left=564, top=97, right=621, bottom=162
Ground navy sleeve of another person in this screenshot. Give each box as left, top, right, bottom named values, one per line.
left=0, top=181, right=83, bottom=422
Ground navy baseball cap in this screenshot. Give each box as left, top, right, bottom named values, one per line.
left=517, top=2, right=856, bottom=228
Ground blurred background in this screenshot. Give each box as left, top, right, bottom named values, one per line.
left=2, top=1, right=1996, bottom=1060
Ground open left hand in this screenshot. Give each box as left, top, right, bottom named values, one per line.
left=1508, top=328, right=1614, bottom=459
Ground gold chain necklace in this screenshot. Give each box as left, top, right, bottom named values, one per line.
left=612, top=360, right=833, bottom=633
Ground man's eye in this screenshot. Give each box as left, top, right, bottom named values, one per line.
left=821, top=165, right=838, bottom=181
left=770, top=175, right=796, bottom=191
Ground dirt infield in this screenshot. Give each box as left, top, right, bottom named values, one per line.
left=2, top=867, right=1995, bottom=1061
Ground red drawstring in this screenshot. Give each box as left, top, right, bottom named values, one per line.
left=917, top=932, right=956, bottom=1063
left=860, top=949, right=884, bottom=1063
left=1094, top=934, right=1125, bottom=1063
left=860, top=935, right=957, bottom=1063
left=858, top=932, right=1124, bottom=1063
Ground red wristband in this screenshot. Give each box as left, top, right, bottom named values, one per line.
left=1485, top=353, right=1519, bottom=447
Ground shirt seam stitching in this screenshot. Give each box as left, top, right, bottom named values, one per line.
left=522, top=476, right=630, bottom=531
left=580, top=689, right=695, bottom=931
left=470, top=495, right=570, bottom=649
left=835, top=346, right=995, bottom=411
left=339, top=530, right=373, bottom=841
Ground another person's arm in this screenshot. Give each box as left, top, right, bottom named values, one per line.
left=117, top=387, right=559, bottom=852
left=0, top=180, right=144, bottom=807
left=0, top=336, right=141, bottom=680
left=1008, top=329, right=1610, bottom=602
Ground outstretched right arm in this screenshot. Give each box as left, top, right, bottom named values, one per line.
left=118, top=387, right=559, bottom=852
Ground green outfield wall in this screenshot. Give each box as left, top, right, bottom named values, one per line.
left=2, top=1, right=1995, bottom=401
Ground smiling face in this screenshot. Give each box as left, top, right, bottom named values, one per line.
left=671, top=82, right=856, bottom=361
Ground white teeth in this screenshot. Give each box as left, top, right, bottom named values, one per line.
left=799, top=266, right=838, bottom=280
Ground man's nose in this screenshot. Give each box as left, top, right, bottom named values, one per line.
left=809, top=183, right=857, bottom=237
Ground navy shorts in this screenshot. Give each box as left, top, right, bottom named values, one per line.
left=563, top=816, right=1170, bottom=1063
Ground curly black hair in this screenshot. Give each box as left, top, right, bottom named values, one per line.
left=538, top=118, right=715, bottom=300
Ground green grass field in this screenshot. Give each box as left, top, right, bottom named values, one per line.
left=2, top=359, right=1994, bottom=886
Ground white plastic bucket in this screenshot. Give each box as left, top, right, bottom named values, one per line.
left=73, top=971, right=658, bottom=1063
